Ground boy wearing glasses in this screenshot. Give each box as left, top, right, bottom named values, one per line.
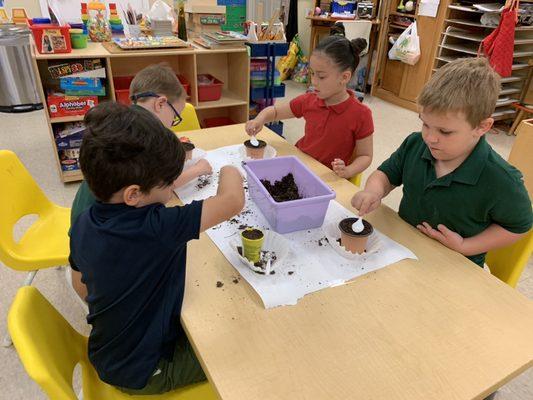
left=69, top=64, right=212, bottom=300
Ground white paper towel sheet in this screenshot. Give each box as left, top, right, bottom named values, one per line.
left=175, top=145, right=418, bottom=308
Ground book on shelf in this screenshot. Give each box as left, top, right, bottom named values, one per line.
left=193, top=32, right=246, bottom=49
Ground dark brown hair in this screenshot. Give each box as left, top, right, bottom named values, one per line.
left=80, top=102, right=185, bottom=201
left=318, top=31, right=367, bottom=73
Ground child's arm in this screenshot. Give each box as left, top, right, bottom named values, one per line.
left=351, top=170, right=396, bottom=215
left=332, top=135, right=373, bottom=179
left=416, top=222, right=526, bottom=256
left=245, top=103, right=295, bottom=136
left=174, top=159, right=213, bottom=188
left=71, top=269, right=88, bottom=301
left=199, top=166, right=245, bottom=232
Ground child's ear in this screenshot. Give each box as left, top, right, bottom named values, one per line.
left=123, top=185, right=142, bottom=206
left=341, top=70, right=352, bottom=85
left=475, top=117, right=494, bottom=137
left=153, top=96, right=167, bottom=113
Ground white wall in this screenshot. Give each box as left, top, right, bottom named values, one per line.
left=297, top=0, right=313, bottom=56
left=4, top=0, right=42, bottom=17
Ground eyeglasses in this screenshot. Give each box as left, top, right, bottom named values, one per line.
left=130, top=91, right=183, bottom=127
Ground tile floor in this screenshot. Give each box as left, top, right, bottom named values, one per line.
left=0, top=80, right=531, bottom=399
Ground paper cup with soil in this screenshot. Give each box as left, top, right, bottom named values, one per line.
left=233, top=229, right=289, bottom=274
left=182, top=141, right=196, bottom=161
left=244, top=139, right=267, bottom=159
left=241, top=228, right=264, bottom=263
left=239, top=142, right=276, bottom=160
left=338, top=217, right=374, bottom=254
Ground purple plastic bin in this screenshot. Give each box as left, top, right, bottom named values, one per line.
left=242, top=156, right=336, bottom=233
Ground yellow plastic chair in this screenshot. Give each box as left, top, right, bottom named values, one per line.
left=486, top=230, right=533, bottom=288
left=485, top=121, right=533, bottom=287
left=348, top=173, right=362, bottom=187
left=8, top=286, right=218, bottom=400
left=0, top=150, right=70, bottom=346
left=172, top=103, right=201, bottom=133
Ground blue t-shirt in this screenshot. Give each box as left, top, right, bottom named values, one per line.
left=70, top=200, right=203, bottom=389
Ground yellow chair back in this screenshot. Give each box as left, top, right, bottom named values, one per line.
left=172, top=103, right=201, bottom=133
left=0, top=150, right=70, bottom=270
left=486, top=120, right=533, bottom=287
left=348, top=173, right=362, bottom=187
left=8, top=286, right=217, bottom=400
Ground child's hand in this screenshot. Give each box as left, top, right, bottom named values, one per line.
left=193, top=159, right=212, bottom=177
left=245, top=119, right=263, bottom=136
left=351, top=190, right=381, bottom=216
left=331, top=158, right=350, bottom=178
left=416, top=222, right=465, bottom=253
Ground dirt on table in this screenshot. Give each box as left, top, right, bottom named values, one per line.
left=260, top=173, right=302, bottom=202
left=237, top=246, right=277, bottom=274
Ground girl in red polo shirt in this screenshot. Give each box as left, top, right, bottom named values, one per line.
left=245, top=35, right=374, bottom=179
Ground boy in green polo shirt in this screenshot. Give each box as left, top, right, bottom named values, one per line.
left=352, top=58, right=532, bottom=267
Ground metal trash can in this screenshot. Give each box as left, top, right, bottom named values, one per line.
left=0, top=23, right=42, bottom=113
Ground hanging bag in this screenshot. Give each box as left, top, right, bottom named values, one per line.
left=388, top=21, right=421, bottom=65
left=479, top=0, right=518, bottom=77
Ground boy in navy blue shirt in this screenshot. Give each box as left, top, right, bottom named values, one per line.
left=70, top=103, right=244, bottom=394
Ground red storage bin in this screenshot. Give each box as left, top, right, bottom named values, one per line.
left=29, top=21, right=72, bottom=54
left=113, top=76, right=134, bottom=105
left=197, top=74, right=223, bottom=102
left=177, top=75, right=191, bottom=96
left=203, top=117, right=236, bottom=128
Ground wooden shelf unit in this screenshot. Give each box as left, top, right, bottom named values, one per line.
left=32, top=43, right=250, bottom=183
left=372, top=0, right=450, bottom=111
left=434, top=3, right=533, bottom=122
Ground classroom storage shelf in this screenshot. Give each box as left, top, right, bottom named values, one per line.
left=432, top=3, right=533, bottom=123
left=31, top=42, right=250, bottom=183
left=247, top=42, right=289, bottom=137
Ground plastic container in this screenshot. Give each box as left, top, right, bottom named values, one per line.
left=331, top=0, right=357, bottom=14
left=28, top=21, right=72, bottom=54
left=177, top=75, right=191, bottom=96
left=113, top=76, right=134, bottom=105
left=69, top=29, right=87, bottom=49
left=242, top=156, right=336, bottom=233
left=87, top=1, right=111, bottom=42
left=197, top=74, right=224, bottom=102
left=203, top=117, right=235, bottom=128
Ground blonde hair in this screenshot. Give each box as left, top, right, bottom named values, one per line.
left=418, top=57, right=500, bottom=127
left=129, top=63, right=185, bottom=103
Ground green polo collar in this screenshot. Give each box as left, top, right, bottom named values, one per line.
left=421, top=135, right=490, bottom=186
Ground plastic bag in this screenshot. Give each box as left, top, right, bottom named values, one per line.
left=147, top=0, right=174, bottom=22
left=292, top=58, right=309, bottom=84
left=277, top=34, right=303, bottom=81
left=388, top=21, right=420, bottom=66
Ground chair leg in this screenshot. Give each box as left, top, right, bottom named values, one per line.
left=2, top=270, right=38, bottom=347
left=508, top=109, right=525, bottom=135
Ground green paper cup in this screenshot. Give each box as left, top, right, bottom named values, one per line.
left=241, top=228, right=264, bottom=263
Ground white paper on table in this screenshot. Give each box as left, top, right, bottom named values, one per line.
left=175, top=145, right=246, bottom=204
left=175, top=145, right=418, bottom=308
left=419, top=0, right=440, bottom=17
left=206, top=200, right=418, bottom=308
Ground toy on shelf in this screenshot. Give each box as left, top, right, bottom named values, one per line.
left=87, top=1, right=112, bottom=42
left=108, top=3, right=124, bottom=34
left=11, top=8, right=28, bottom=24
left=0, top=8, right=10, bottom=23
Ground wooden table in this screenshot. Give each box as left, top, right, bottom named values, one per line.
left=306, top=16, right=381, bottom=91
left=174, top=125, right=533, bottom=400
